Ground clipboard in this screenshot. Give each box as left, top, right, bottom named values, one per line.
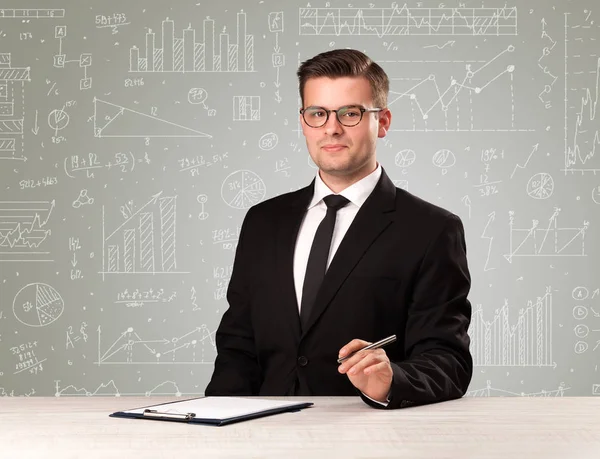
left=110, top=396, right=314, bottom=426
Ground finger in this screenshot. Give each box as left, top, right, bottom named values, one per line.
left=363, top=360, right=389, bottom=376
left=347, top=352, right=384, bottom=375
left=338, top=339, right=370, bottom=359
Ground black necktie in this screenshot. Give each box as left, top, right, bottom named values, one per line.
left=300, top=194, right=350, bottom=330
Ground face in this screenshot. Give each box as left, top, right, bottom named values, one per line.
left=300, top=76, right=391, bottom=186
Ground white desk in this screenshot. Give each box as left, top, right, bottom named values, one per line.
left=2, top=396, right=600, bottom=458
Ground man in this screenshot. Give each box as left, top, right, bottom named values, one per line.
left=205, top=49, right=473, bottom=409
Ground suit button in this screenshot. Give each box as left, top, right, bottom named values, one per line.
left=297, top=356, right=308, bottom=367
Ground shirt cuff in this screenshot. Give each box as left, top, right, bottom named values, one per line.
left=361, top=389, right=391, bottom=407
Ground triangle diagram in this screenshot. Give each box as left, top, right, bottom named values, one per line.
left=93, top=98, right=212, bottom=138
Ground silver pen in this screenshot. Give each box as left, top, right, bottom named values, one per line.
left=337, top=334, right=397, bottom=364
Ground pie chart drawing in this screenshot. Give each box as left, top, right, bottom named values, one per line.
left=13, top=283, right=64, bottom=327
left=527, top=173, right=554, bottom=200
left=221, top=170, right=266, bottom=209
left=48, top=109, right=70, bottom=132
left=395, top=149, right=416, bottom=168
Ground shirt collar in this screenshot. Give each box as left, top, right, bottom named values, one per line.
left=308, top=163, right=382, bottom=210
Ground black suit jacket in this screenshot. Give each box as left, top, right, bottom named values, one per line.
left=205, top=168, right=473, bottom=409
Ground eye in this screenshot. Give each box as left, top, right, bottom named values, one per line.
left=308, top=109, right=326, bottom=118
left=340, top=107, right=361, bottom=118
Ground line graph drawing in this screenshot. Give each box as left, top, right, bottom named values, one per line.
left=299, top=6, right=518, bottom=36
left=563, top=12, right=600, bottom=173
left=95, top=325, right=216, bottom=365
left=101, top=192, right=188, bottom=279
left=93, top=98, right=212, bottom=138
left=504, top=208, right=589, bottom=263
left=470, top=287, right=554, bottom=367
left=54, top=379, right=196, bottom=397
left=221, top=170, right=266, bottom=209
left=13, top=283, right=64, bottom=327
left=387, top=46, right=533, bottom=132
left=0, top=200, right=54, bottom=262
left=467, top=380, right=568, bottom=397
left=129, top=12, right=254, bottom=73
left=0, top=53, right=30, bottom=162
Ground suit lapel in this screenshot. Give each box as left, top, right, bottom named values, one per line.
left=301, top=169, right=397, bottom=336
left=274, top=181, right=315, bottom=341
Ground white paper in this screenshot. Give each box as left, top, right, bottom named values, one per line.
left=123, top=397, right=311, bottom=420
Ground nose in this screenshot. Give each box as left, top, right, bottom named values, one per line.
left=323, top=111, right=344, bottom=136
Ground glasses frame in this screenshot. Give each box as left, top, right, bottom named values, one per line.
left=299, top=105, right=384, bottom=128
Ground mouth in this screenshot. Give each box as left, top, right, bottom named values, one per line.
left=321, top=144, right=347, bottom=152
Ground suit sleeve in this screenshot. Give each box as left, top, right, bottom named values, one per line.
left=363, top=214, right=473, bottom=409
left=204, top=207, right=261, bottom=395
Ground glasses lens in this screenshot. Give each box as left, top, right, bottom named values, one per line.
left=337, top=106, right=363, bottom=126
left=303, top=107, right=328, bottom=127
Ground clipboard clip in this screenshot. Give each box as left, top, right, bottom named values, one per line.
left=143, top=409, right=196, bottom=421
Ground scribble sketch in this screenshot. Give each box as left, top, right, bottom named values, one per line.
left=93, top=98, right=211, bottom=138
left=538, top=17, right=559, bottom=109
left=563, top=12, right=600, bottom=173
left=188, top=88, right=208, bottom=105
left=101, top=191, right=188, bottom=278
left=594, top=384, right=600, bottom=395
left=54, top=379, right=195, bottom=397
left=466, top=380, right=568, bottom=397
left=504, top=209, right=589, bottom=262
left=387, top=46, right=533, bottom=132
left=0, top=199, right=54, bottom=262
left=72, top=189, right=93, bottom=208
left=197, top=194, right=208, bottom=220
left=53, top=26, right=92, bottom=90
left=299, top=6, right=518, bottom=36
left=233, top=96, right=260, bottom=121
left=259, top=132, right=278, bottom=151
left=592, top=186, right=600, bottom=204
left=221, top=170, right=266, bottom=209
left=0, top=9, right=64, bottom=19
left=0, top=53, right=30, bottom=162
left=95, top=325, right=216, bottom=365
left=13, top=282, right=64, bottom=327
left=526, top=172, right=554, bottom=199
left=470, top=287, right=553, bottom=367
left=480, top=211, right=496, bottom=272
left=129, top=12, right=254, bottom=73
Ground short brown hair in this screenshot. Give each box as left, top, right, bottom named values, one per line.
left=297, top=49, right=389, bottom=108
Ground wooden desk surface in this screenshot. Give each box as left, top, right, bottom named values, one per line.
left=2, top=396, right=600, bottom=458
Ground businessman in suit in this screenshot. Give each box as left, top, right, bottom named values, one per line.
left=205, top=49, right=473, bottom=409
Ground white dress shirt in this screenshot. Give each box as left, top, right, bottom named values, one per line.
left=292, top=163, right=389, bottom=406
left=293, top=163, right=382, bottom=309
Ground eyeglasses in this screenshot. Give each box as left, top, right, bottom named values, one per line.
left=300, top=105, right=384, bottom=128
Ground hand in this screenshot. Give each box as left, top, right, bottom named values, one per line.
left=338, top=339, right=393, bottom=403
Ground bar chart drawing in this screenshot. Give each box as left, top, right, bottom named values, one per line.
left=299, top=6, right=518, bottom=36
left=470, top=287, right=554, bottom=367
left=93, top=98, right=211, bottom=138
left=129, top=12, right=255, bottom=73
left=466, top=381, right=568, bottom=397
left=101, top=191, right=188, bottom=279
left=233, top=96, right=260, bottom=121
left=0, top=53, right=30, bottom=162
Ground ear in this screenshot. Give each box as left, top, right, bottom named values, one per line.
left=377, top=109, right=392, bottom=138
